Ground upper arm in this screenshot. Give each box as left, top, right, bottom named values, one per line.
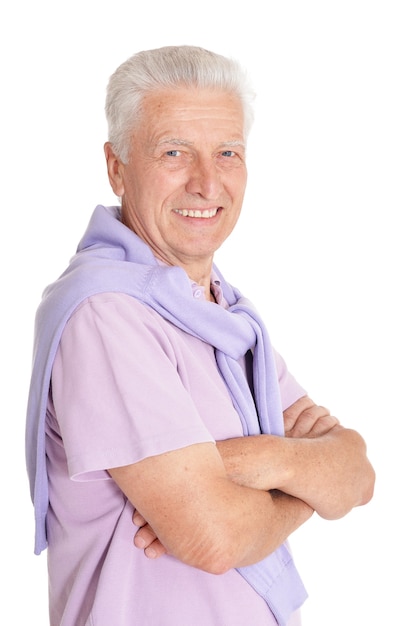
left=52, top=293, right=214, bottom=480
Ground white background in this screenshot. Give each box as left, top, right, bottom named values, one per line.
left=1, top=1, right=416, bottom=624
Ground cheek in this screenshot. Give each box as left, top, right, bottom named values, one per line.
left=228, top=176, right=247, bottom=208
left=125, top=176, right=161, bottom=210
left=228, top=168, right=247, bottom=195
left=146, top=171, right=184, bottom=200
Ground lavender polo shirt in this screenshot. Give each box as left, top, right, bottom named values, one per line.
left=45, top=286, right=306, bottom=625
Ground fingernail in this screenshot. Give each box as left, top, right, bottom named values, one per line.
left=146, top=547, right=156, bottom=558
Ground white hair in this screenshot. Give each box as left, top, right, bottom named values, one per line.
left=105, top=45, right=256, bottom=163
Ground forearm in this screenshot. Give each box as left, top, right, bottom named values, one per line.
left=134, top=482, right=313, bottom=570
left=111, top=442, right=313, bottom=574
left=217, top=434, right=289, bottom=491
left=217, top=426, right=375, bottom=520
left=215, top=485, right=314, bottom=569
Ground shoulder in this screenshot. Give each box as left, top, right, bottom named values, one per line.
left=69, top=292, right=166, bottom=330
left=62, top=292, right=190, bottom=363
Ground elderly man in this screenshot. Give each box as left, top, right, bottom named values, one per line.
left=26, top=46, right=375, bottom=626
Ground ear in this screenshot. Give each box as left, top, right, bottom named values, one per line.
left=104, top=142, right=125, bottom=197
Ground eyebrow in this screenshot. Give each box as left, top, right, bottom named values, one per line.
left=157, top=138, right=246, bottom=150
left=220, top=140, right=246, bottom=150
left=157, top=138, right=192, bottom=147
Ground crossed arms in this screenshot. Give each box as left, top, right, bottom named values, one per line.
left=108, top=395, right=375, bottom=575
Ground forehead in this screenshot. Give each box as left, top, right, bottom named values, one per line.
left=135, top=87, right=245, bottom=143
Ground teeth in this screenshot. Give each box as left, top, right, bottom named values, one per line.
left=174, top=208, right=218, bottom=218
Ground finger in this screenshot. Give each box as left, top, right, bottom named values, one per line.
left=144, top=539, right=168, bottom=559
left=309, top=414, right=340, bottom=437
left=134, top=523, right=157, bottom=549
left=286, top=405, right=331, bottom=437
left=283, top=396, right=314, bottom=432
left=134, top=524, right=168, bottom=559
left=132, top=510, right=147, bottom=527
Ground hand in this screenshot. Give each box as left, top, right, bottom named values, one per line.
left=282, top=424, right=375, bottom=519
left=132, top=510, right=167, bottom=559
left=284, top=396, right=339, bottom=438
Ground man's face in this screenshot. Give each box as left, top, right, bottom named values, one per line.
left=106, top=87, right=247, bottom=277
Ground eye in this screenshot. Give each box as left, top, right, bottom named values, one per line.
left=166, top=149, right=181, bottom=157
left=221, top=150, right=235, bottom=157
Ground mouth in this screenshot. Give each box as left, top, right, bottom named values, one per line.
left=173, top=207, right=220, bottom=219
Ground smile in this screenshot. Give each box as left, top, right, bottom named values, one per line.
left=173, top=208, right=219, bottom=218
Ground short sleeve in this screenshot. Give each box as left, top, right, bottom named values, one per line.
left=51, top=293, right=215, bottom=481
left=274, top=349, right=307, bottom=411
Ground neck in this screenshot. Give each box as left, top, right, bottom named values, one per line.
left=159, top=256, right=214, bottom=301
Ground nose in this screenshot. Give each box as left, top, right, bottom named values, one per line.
left=185, top=156, right=223, bottom=199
